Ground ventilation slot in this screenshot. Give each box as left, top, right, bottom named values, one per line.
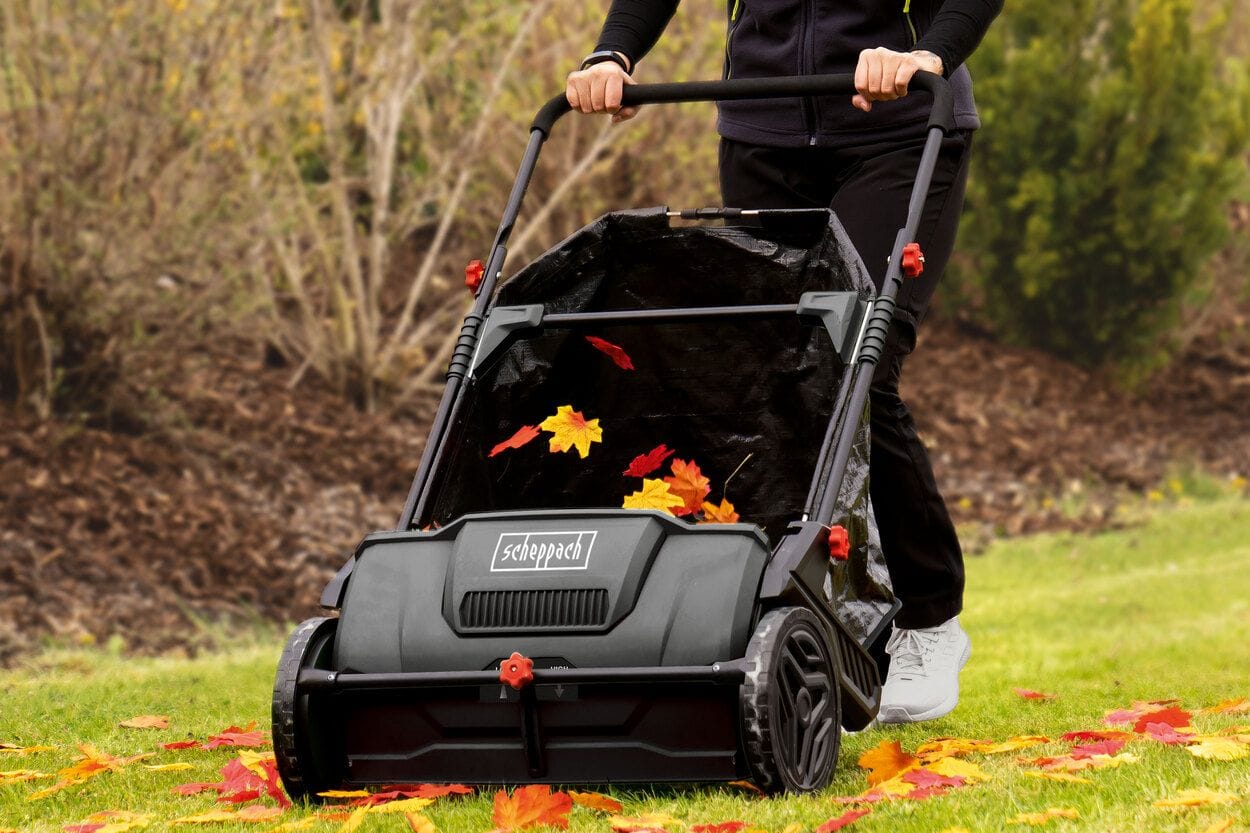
left=460, top=589, right=610, bottom=631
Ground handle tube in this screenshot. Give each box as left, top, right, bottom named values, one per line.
left=533, top=72, right=955, bottom=137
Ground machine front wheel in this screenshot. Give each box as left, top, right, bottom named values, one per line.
left=739, top=606, right=841, bottom=794
left=272, top=616, right=339, bottom=803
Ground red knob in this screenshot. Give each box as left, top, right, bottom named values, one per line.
left=900, top=243, right=924, bottom=278
left=499, top=652, right=534, bottom=690
left=828, top=525, right=850, bottom=561
left=465, top=259, right=485, bottom=293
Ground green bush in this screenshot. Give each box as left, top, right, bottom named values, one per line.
left=958, top=0, right=1250, bottom=370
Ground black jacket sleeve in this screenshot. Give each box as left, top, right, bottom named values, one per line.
left=913, top=0, right=1005, bottom=77
left=592, top=0, right=681, bottom=71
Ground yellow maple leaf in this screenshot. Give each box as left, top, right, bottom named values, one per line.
left=1153, top=788, right=1240, bottom=809
left=916, top=737, right=994, bottom=760
left=608, top=812, right=683, bottom=832
left=170, top=809, right=240, bottom=825
left=264, top=819, right=320, bottom=833
left=1202, top=697, right=1250, bottom=714
left=119, top=715, right=169, bottom=730
left=406, top=813, right=439, bottom=833
left=143, top=763, right=194, bottom=772
left=926, top=755, right=988, bottom=783
left=318, top=789, right=373, bottom=798
left=0, top=770, right=50, bottom=783
left=983, top=736, right=1051, bottom=754
left=69, top=811, right=153, bottom=833
left=1187, top=736, right=1249, bottom=761
left=623, top=479, right=685, bottom=515
left=368, top=797, right=434, bottom=815
left=540, top=405, right=603, bottom=458
left=1022, top=771, right=1092, bottom=784
left=0, top=744, right=56, bottom=755
left=1007, top=808, right=1079, bottom=825
left=339, top=807, right=370, bottom=833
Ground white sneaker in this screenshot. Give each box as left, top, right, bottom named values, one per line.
left=877, top=616, right=971, bottom=724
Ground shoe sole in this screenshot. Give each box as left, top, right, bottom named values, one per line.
left=875, top=635, right=972, bottom=725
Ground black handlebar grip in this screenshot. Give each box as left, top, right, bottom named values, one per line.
left=531, top=72, right=955, bottom=137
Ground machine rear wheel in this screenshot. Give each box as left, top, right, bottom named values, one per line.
left=740, top=607, right=841, bottom=794
left=272, top=616, right=339, bottom=803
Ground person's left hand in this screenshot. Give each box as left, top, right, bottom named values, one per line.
left=852, top=48, right=944, bottom=112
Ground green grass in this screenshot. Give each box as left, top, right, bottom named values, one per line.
left=3, top=498, right=1250, bottom=832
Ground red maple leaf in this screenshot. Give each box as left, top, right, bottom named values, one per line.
left=902, top=768, right=965, bottom=789
left=492, top=785, right=573, bottom=831
left=1070, top=739, right=1125, bottom=759
left=585, top=336, right=635, bottom=370
left=815, top=809, right=872, bottom=832
left=663, top=458, right=711, bottom=517
left=490, top=425, right=541, bottom=458
left=161, top=740, right=199, bottom=750
left=623, top=444, right=675, bottom=478
left=1061, top=730, right=1131, bottom=743
left=1133, top=706, right=1192, bottom=734
left=1013, top=688, right=1057, bottom=700
left=691, top=823, right=747, bottom=833
left=202, top=723, right=266, bottom=750
left=1142, top=722, right=1191, bottom=745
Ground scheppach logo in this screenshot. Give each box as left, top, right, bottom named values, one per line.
left=490, top=531, right=596, bottom=572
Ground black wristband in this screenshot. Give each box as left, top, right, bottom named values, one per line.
left=579, top=50, right=631, bottom=74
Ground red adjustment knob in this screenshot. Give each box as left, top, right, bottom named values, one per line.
left=499, top=651, right=534, bottom=690
left=901, top=243, right=924, bottom=278
left=828, top=525, right=850, bottom=561
left=465, top=259, right=485, bottom=294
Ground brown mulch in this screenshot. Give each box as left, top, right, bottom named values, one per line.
left=2, top=306, right=1248, bottom=664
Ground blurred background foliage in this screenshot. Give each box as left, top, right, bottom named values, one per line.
left=0, top=0, right=1246, bottom=420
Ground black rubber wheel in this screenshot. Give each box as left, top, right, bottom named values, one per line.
left=272, top=616, right=339, bottom=804
left=740, top=607, right=841, bottom=794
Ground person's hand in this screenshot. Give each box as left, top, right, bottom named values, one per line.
left=566, top=58, right=639, bottom=124
left=852, top=48, right=944, bottom=112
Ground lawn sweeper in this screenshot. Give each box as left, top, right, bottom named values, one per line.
left=273, top=73, right=957, bottom=797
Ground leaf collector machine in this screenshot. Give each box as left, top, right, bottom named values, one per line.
left=273, top=74, right=957, bottom=796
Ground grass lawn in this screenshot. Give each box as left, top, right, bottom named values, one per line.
left=2, top=496, right=1249, bottom=832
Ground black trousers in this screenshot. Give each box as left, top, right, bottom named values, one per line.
left=720, top=130, right=971, bottom=629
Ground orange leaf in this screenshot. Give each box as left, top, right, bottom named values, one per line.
left=585, top=336, right=635, bottom=370
left=1203, top=697, right=1250, bottom=715
left=609, top=813, right=682, bottom=833
left=569, top=791, right=623, bottom=814
left=1059, top=730, right=1131, bottom=743
left=203, top=722, right=267, bottom=750
left=490, top=425, right=541, bottom=458
left=726, top=780, right=764, bottom=797
left=237, top=805, right=283, bottom=822
left=623, top=445, right=675, bottom=477
left=1199, top=820, right=1236, bottom=833
left=1013, top=688, right=1057, bottom=701
left=858, top=740, right=919, bottom=786
left=492, top=785, right=573, bottom=831
left=815, top=809, right=871, bottom=832
left=406, top=814, right=439, bottom=833
left=0, top=770, right=49, bottom=784
left=622, top=479, right=685, bottom=515
left=663, top=458, right=711, bottom=516
left=119, top=715, right=169, bottom=730
left=540, top=405, right=603, bottom=458
left=0, top=743, right=55, bottom=755
left=699, top=499, right=740, bottom=524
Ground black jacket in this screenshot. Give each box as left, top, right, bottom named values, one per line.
left=595, top=0, right=1002, bottom=147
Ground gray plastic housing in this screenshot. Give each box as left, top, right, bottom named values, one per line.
left=334, top=509, right=769, bottom=674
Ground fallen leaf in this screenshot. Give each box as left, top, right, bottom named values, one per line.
left=1203, top=698, right=1250, bottom=715
left=1013, top=688, right=1057, bottom=701
left=366, top=798, right=434, bottom=815
left=262, top=819, right=319, bottom=833
left=1007, top=808, right=1079, bottom=825
left=406, top=814, right=438, bottom=833
left=623, top=445, right=675, bottom=477
left=170, top=809, right=240, bottom=825
left=143, top=762, right=195, bottom=772
left=926, top=756, right=988, bottom=783
left=540, top=405, right=603, bottom=458
left=237, top=806, right=283, bottom=822
left=1187, top=737, right=1249, bottom=761
left=27, top=744, right=147, bottom=800
left=984, top=736, right=1051, bottom=754
left=161, top=741, right=200, bottom=750
left=622, top=478, right=685, bottom=515
left=492, top=786, right=573, bottom=831
left=699, top=498, right=740, bottom=524
left=1152, top=788, right=1240, bottom=809
left=859, top=740, right=919, bottom=785
left=1142, top=722, right=1192, bottom=745
left=63, top=811, right=154, bottom=833
left=319, top=790, right=373, bottom=799
left=1103, top=708, right=1141, bottom=725
left=663, top=459, right=711, bottom=516
left=585, top=336, right=635, bottom=370
left=915, top=737, right=994, bottom=759
left=339, top=807, right=369, bottom=833
left=691, top=823, right=746, bottom=833
left=378, top=784, right=474, bottom=799
left=570, top=791, right=623, bottom=814
left=0, top=743, right=56, bottom=755
left=490, top=425, right=541, bottom=458
left=1133, top=707, right=1192, bottom=734
left=726, top=780, right=764, bottom=797
left=1059, top=730, right=1131, bottom=743
left=119, top=715, right=169, bottom=730
left=1021, top=771, right=1092, bottom=784
left=0, top=770, right=49, bottom=783
left=902, top=768, right=965, bottom=788
left=1198, top=819, right=1236, bottom=833
left=203, top=722, right=267, bottom=750
left=1070, top=739, right=1125, bottom=758
left=815, top=809, right=871, bottom=832
left=609, top=813, right=682, bottom=833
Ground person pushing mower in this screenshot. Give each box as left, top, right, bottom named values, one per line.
left=566, top=0, right=1003, bottom=724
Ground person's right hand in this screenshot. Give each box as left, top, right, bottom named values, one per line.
left=566, top=59, right=639, bottom=124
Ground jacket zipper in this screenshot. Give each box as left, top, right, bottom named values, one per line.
left=801, top=0, right=817, bottom=145
left=903, top=0, right=919, bottom=46
left=725, top=0, right=742, bottom=80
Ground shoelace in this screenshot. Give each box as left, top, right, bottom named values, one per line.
left=886, top=628, right=942, bottom=678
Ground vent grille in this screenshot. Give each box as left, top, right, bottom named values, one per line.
left=834, top=625, right=878, bottom=705
left=459, top=589, right=610, bottom=631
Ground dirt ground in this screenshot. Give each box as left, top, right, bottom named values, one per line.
left=2, top=302, right=1248, bottom=664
